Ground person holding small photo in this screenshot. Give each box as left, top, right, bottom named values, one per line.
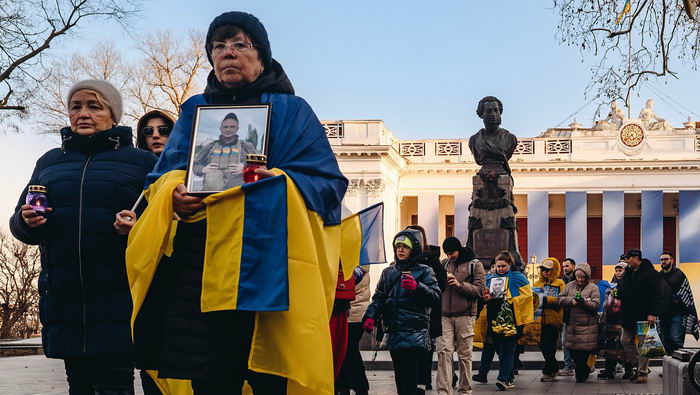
left=473, top=251, right=533, bottom=391
left=534, top=258, right=565, bottom=382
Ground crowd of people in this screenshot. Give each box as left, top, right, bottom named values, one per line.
left=352, top=238, right=699, bottom=394
left=7, top=9, right=700, bottom=395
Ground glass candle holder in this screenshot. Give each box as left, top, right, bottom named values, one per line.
left=243, top=154, right=267, bottom=183
left=26, top=185, right=48, bottom=213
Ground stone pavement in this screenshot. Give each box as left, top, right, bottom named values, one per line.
left=0, top=354, right=664, bottom=395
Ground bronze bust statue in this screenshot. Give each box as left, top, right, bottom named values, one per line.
left=468, top=96, right=517, bottom=175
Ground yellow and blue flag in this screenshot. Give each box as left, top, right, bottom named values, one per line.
left=340, top=202, right=386, bottom=278
left=128, top=91, right=349, bottom=395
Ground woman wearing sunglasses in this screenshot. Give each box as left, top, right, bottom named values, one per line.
left=113, top=111, right=175, bottom=235
left=534, top=257, right=566, bottom=382
left=136, top=110, right=175, bottom=156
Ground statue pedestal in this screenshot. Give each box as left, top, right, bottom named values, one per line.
left=466, top=172, right=521, bottom=268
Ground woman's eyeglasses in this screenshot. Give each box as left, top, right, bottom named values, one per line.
left=539, top=267, right=552, bottom=272
left=142, top=126, right=171, bottom=136
left=211, top=41, right=256, bottom=55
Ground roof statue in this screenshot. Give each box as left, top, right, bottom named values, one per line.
left=592, top=101, right=625, bottom=131
left=638, top=99, right=672, bottom=131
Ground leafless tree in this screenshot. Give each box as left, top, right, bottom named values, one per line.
left=552, top=0, right=700, bottom=114
left=0, top=0, right=140, bottom=117
left=31, top=42, right=131, bottom=133
left=28, top=30, right=208, bottom=134
left=124, top=30, right=209, bottom=122
left=0, top=230, right=40, bottom=339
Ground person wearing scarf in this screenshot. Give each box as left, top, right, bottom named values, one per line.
left=127, top=11, right=347, bottom=395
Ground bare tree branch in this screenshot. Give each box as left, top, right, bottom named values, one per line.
left=552, top=0, right=700, bottom=108
left=0, top=230, right=40, bottom=339
left=0, top=0, right=140, bottom=116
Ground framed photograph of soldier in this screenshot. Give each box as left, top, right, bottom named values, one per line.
left=489, top=277, right=507, bottom=299
left=185, top=104, right=272, bottom=195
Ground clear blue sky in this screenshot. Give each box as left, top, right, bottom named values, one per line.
left=2, top=1, right=699, bottom=225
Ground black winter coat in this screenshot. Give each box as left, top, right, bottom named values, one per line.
left=414, top=245, right=446, bottom=338
left=363, top=261, right=441, bottom=351
left=9, top=126, right=156, bottom=358
left=659, top=267, right=687, bottom=318
left=617, top=258, right=662, bottom=329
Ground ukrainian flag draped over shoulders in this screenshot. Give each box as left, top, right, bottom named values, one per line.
left=128, top=92, right=348, bottom=395
left=483, top=270, right=534, bottom=326
left=503, top=270, right=534, bottom=326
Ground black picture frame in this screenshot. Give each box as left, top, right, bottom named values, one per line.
left=185, top=104, right=272, bottom=196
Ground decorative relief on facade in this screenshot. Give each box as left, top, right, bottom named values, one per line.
left=365, top=178, right=384, bottom=195
left=400, top=142, right=425, bottom=156
left=545, top=139, right=571, bottom=154
left=346, top=178, right=361, bottom=196
left=695, top=135, right=700, bottom=152
left=435, top=141, right=461, bottom=156
left=514, top=140, right=534, bottom=155
left=323, top=122, right=344, bottom=138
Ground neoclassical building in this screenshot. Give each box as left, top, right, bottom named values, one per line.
left=325, top=110, right=700, bottom=289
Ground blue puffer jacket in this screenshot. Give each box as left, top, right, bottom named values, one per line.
left=363, top=229, right=441, bottom=351
left=9, top=126, right=156, bottom=358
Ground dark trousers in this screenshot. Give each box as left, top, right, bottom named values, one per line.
left=478, top=334, right=517, bottom=382
left=539, top=325, right=560, bottom=376
left=190, top=311, right=287, bottom=395
left=390, top=348, right=423, bottom=395
left=64, top=355, right=135, bottom=395
left=417, top=341, right=434, bottom=385
left=336, top=323, right=370, bottom=392
left=570, top=350, right=592, bottom=382
left=659, top=314, right=685, bottom=354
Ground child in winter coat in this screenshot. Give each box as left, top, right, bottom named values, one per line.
left=363, top=229, right=441, bottom=395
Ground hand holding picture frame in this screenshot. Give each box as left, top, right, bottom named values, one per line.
left=185, top=104, right=272, bottom=195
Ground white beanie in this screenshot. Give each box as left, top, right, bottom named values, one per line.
left=66, top=79, right=123, bottom=124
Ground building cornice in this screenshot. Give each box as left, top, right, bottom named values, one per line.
left=334, top=145, right=407, bottom=172
left=398, top=160, right=700, bottom=175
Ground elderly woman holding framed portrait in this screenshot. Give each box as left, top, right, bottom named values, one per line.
left=128, top=11, right=348, bottom=395
left=9, top=80, right=156, bottom=394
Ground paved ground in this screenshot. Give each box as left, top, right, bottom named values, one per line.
left=0, top=354, right=664, bottom=395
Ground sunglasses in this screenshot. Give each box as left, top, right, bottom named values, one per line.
left=539, top=267, right=552, bottom=272
left=141, top=126, right=172, bottom=136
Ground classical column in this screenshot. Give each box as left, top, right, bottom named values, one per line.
left=679, top=191, right=700, bottom=262
left=566, top=192, right=587, bottom=263
left=455, top=193, right=471, bottom=244
left=641, top=190, right=663, bottom=260
left=527, top=191, right=549, bottom=264
left=417, top=192, right=440, bottom=246
left=602, top=191, right=624, bottom=266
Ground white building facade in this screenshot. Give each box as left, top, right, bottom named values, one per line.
left=325, top=117, right=700, bottom=290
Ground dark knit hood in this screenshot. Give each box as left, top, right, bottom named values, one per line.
left=136, top=110, right=175, bottom=152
